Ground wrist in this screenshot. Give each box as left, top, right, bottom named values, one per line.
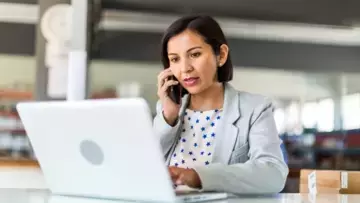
left=162, top=111, right=178, bottom=126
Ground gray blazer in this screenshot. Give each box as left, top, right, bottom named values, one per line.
left=153, top=83, right=289, bottom=194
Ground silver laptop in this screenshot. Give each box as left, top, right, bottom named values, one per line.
left=16, top=98, right=228, bottom=202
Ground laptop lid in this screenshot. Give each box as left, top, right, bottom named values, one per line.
left=17, top=98, right=176, bottom=202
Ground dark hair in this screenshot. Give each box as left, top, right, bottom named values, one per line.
left=161, top=15, right=233, bottom=82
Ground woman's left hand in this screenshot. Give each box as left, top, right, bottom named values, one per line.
left=168, top=166, right=202, bottom=189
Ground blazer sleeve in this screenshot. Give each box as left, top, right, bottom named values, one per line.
left=153, top=100, right=181, bottom=157
left=193, top=98, right=289, bottom=194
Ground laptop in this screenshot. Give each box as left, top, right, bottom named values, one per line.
left=16, top=98, right=228, bottom=202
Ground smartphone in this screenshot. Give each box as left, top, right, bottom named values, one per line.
left=167, top=76, right=182, bottom=105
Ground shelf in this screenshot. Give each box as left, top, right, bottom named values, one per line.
left=0, top=89, right=32, bottom=100
left=0, top=111, right=19, bottom=119
left=0, top=159, right=38, bottom=167
left=315, top=148, right=360, bottom=155
left=296, top=147, right=360, bottom=155
left=0, top=128, right=25, bottom=133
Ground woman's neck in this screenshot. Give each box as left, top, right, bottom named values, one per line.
left=189, top=82, right=224, bottom=111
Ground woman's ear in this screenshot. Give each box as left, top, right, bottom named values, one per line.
left=218, top=44, right=229, bottom=67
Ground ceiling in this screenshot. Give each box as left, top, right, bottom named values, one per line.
left=101, top=0, right=360, bottom=27
left=3, top=0, right=360, bottom=27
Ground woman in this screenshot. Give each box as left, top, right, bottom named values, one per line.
left=153, top=15, right=288, bottom=194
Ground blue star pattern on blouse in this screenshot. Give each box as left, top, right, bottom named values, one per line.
left=169, top=108, right=223, bottom=168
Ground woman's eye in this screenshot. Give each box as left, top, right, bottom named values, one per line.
left=170, top=57, right=179, bottom=63
left=190, top=52, right=201, bottom=58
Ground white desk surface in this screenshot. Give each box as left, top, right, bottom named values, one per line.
left=2, top=189, right=360, bottom=203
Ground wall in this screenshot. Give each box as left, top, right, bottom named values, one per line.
left=0, top=54, right=35, bottom=87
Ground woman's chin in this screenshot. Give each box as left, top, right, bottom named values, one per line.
left=184, top=86, right=204, bottom=95
left=185, top=82, right=222, bottom=95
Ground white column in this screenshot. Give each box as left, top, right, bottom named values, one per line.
left=332, top=74, right=347, bottom=131
left=67, top=0, right=89, bottom=101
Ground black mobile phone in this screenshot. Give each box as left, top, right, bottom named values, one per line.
left=167, top=76, right=182, bottom=104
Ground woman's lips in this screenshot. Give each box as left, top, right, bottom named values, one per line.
left=183, top=77, right=199, bottom=87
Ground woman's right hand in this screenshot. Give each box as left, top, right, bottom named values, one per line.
left=157, top=69, right=181, bottom=126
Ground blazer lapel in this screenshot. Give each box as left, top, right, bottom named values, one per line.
left=179, top=94, right=190, bottom=118
left=212, top=83, right=241, bottom=164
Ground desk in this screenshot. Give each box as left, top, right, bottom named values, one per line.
left=2, top=189, right=360, bottom=203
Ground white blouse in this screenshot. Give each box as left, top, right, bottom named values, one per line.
left=169, top=108, right=223, bottom=169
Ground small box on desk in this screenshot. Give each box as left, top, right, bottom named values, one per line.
left=300, top=169, right=360, bottom=194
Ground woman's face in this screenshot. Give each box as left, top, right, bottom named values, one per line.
left=167, top=29, right=227, bottom=95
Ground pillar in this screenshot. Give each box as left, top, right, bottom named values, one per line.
left=67, top=0, right=90, bottom=101
left=332, top=74, right=347, bottom=131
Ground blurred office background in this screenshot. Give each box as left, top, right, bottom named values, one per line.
left=1, top=0, right=360, bottom=192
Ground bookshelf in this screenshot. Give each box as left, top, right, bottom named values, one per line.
left=0, top=88, right=37, bottom=167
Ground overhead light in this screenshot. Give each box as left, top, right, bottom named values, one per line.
left=101, top=10, right=360, bottom=46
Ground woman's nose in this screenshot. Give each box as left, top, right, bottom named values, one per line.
left=180, top=60, right=193, bottom=73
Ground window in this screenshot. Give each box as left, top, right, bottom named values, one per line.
left=274, top=108, right=285, bottom=134
left=284, top=102, right=302, bottom=134
left=301, top=102, right=318, bottom=129
left=316, top=98, right=334, bottom=132
left=342, top=93, right=360, bottom=130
